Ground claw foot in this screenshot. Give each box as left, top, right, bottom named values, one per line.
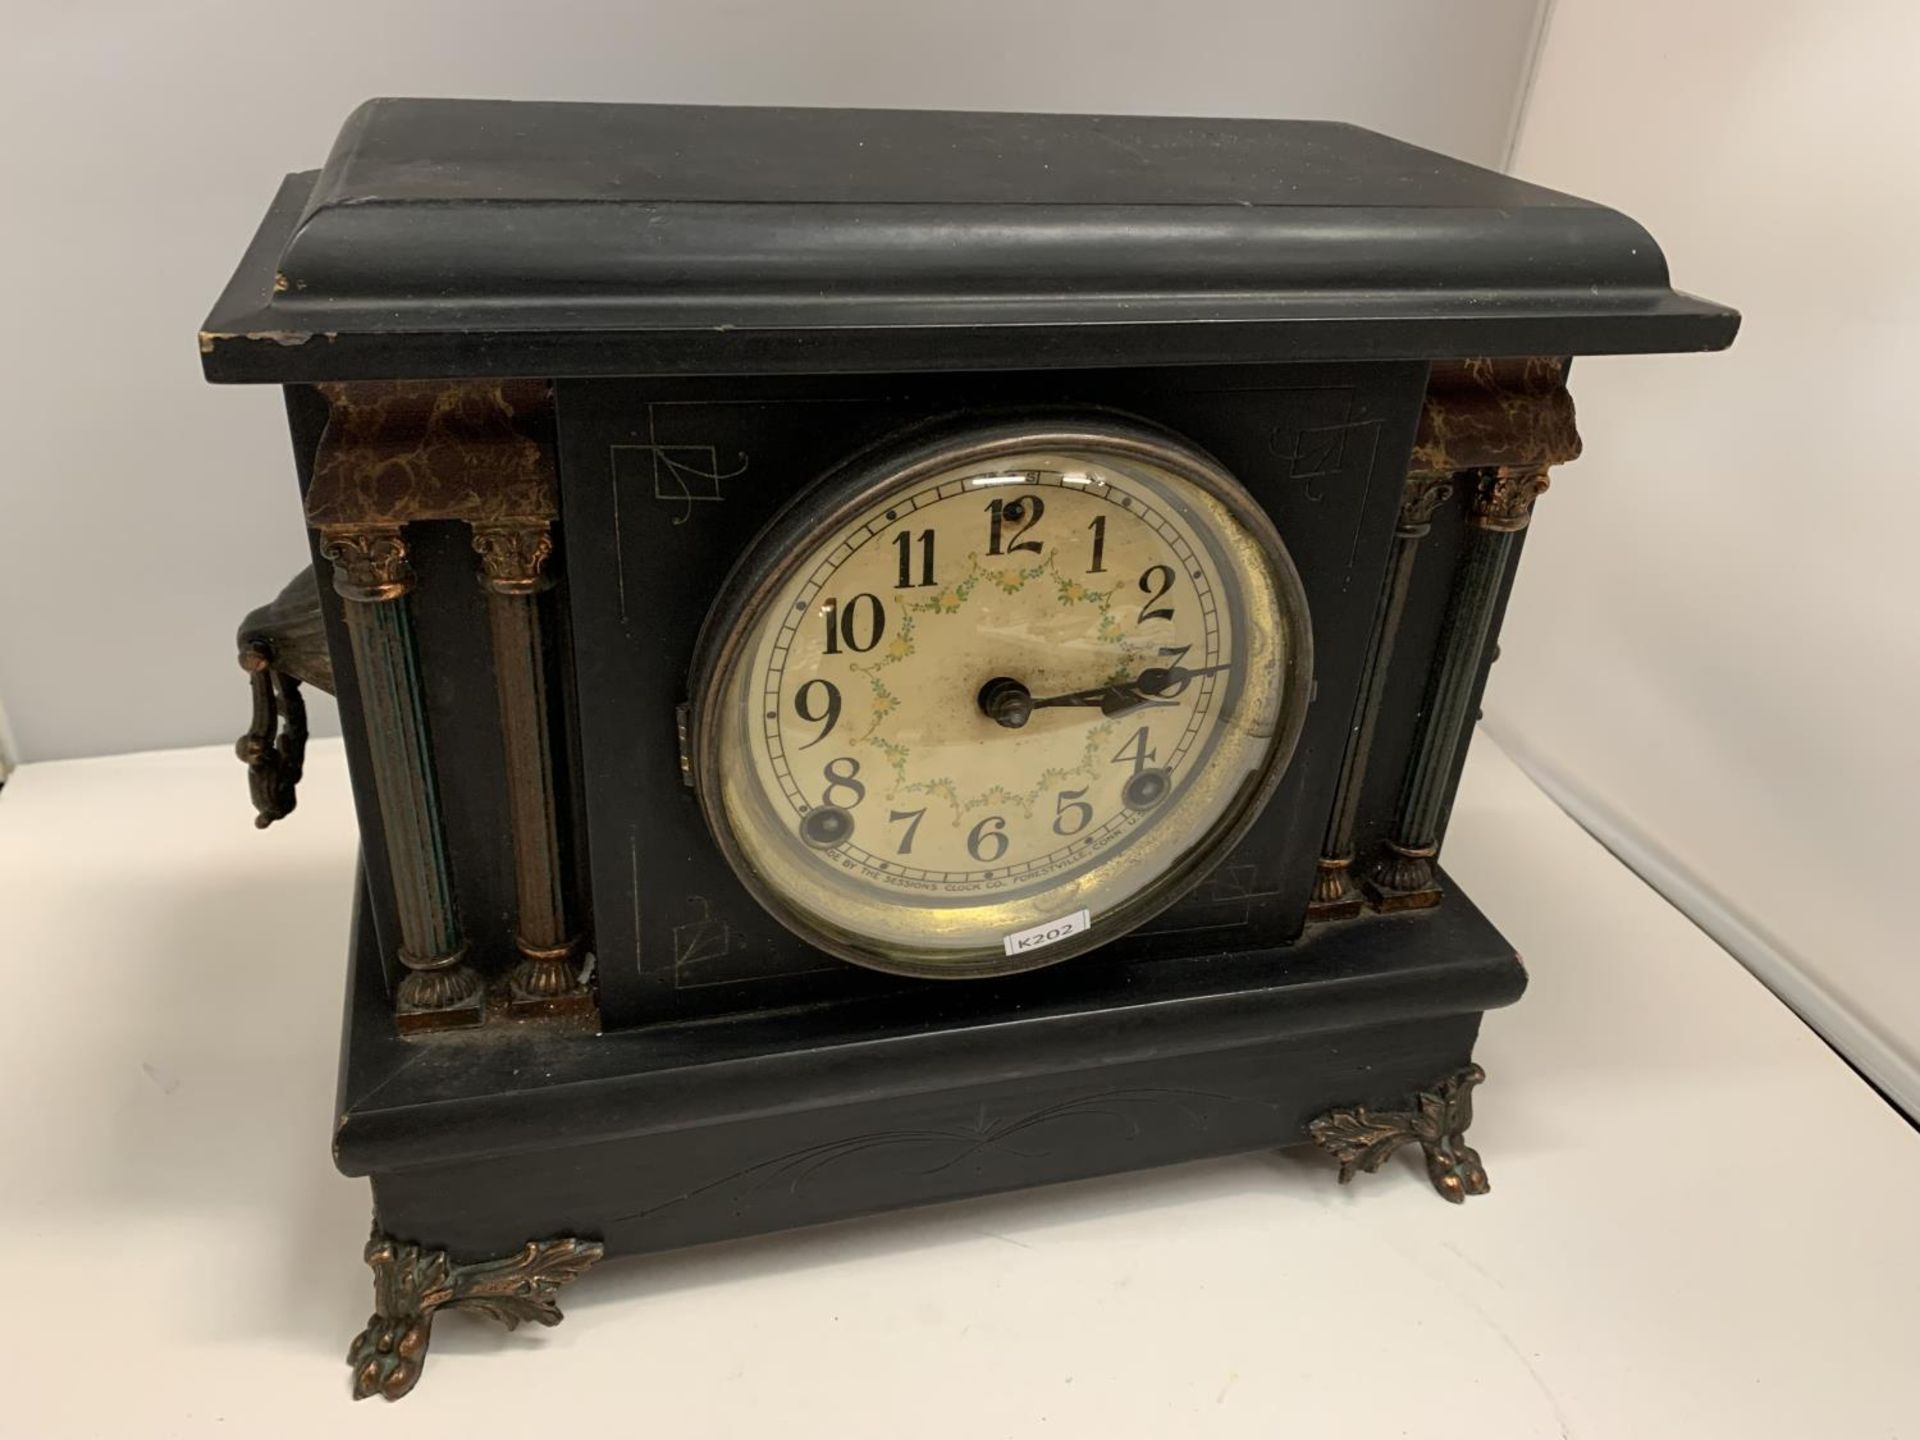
left=349, top=1228, right=605, bottom=1400
left=1307, top=1064, right=1489, bottom=1203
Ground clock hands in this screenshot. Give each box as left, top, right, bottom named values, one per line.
left=979, top=662, right=1233, bottom=730
left=1115, top=660, right=1235, bottom=711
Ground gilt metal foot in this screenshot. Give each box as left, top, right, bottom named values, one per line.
left=1307, top=1063, right=1489, bottom=1203
left=348, top=1228, right=605, bottom=1400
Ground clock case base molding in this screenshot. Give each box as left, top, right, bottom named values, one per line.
left=337, top=868, right=1522, bottom=1319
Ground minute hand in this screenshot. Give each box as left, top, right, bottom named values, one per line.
left=1029, top=662, right=1235, bottom=718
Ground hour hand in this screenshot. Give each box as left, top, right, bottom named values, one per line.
left=979, top=664, right=1232, bottom=729
left=978, top=676, right=1097, bottom=728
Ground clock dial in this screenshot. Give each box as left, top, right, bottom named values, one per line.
left=692, top=420, right=1311, bottom=978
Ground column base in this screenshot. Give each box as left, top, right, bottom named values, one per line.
left=394, top=1002, right=485, bottom=1035
left=394, top=944, right=485, bottom=1033
left=394, top=970, right=485, bottom=1034
left=506, top=939, right=595, bottom=1021
left=506, top=992, right=600, bottom=1024
left=1362, top=841, right=1444, bottom=912
left=1305, top=855, right=1366, bottom=923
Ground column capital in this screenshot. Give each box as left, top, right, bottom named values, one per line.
left=1397, top=473, right=1456, bottom=538
left=1471, top=468, right=1551, bottom=533
left=471, top=521, right=556, bottom=596
left=319, top=525, right=412, bottom=602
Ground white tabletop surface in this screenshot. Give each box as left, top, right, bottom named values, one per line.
left=1, top=733, right=1913, bottom=1438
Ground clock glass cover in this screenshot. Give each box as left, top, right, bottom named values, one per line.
left=690, top=419, right=1312, bottom=978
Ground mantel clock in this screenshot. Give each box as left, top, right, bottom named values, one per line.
left=204, top=99, right=1737, bottom=1400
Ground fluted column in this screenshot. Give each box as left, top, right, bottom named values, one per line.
left=1365, top=467, right=1549, bottom=909
left=471, top=521, right=590, bottom=1015
left=1307, top=472, right=1454, bottom=921
left=319, top=524, right=483, bottom=1030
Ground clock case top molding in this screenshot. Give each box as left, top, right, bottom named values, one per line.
left=204, top=99, right=1736, bottom=385
left=203, top=99, right=1736, bottom=1399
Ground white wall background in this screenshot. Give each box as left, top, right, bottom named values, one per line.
left=0, top=0, right=1547, bottom=763
left=1488, top=0, right=1920, bottom=1112
left=3, top=2, right=1907, bottom=1113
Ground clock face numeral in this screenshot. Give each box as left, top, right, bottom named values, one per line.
left=888, top=806, right=927, bottom=854
left=966, top=814, right=1010, bottom=863
left=822, top=592, right=886, bottom=654
left=1086, top=515, right=1108, bottom=573
left=791, top=678, right=842, bottom=749
left=1136, top=564, right=1176, bottom=624
left=893, top=529, right=936, bottom=589
left=1129, top=644, right=1192, bottom=707
left=1052, top=787, right=1094, bottom=836
left=985, top=495, right=1045, bottom=556
left=821, top=756, right=866, bottom=808
left=1112, top=725, right=1158, bottom=775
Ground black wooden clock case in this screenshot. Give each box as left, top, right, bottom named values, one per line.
left=206, top=100, right=1736, bottom=1400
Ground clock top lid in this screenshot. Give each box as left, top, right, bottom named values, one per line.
left=200, top=97, right=1738, bottom=383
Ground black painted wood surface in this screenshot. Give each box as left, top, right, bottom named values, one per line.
left=201, top=99, right=1737, bottom=383
left=338, top=870, right=1525, bottom=1260
left=558, top=364, right=1427, bottom=1026
left=192, top=101, right=1739, bottom=1274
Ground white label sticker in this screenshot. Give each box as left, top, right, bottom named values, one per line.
left=1001, top=909, right=1092, bottom=958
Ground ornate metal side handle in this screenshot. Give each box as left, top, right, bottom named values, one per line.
left=235, top=565, right=335, bottom=827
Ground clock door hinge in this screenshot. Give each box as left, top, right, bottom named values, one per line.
left=675, top=702, right=696, bottom=791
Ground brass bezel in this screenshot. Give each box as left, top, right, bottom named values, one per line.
left=688, top=413, right=1314, bottom=980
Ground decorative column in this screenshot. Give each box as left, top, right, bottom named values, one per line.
left=1364, top=469, right=1549, bottom=909
left=471, top=521, right=590, bottom=1015
left=1360, top=356, right=1581, bottom=911
left=1307, top=470, right=1454, bottom=921
left=306, top=378, right=594, bottom=1033
left=319, top=524, right=483, bottom=1029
